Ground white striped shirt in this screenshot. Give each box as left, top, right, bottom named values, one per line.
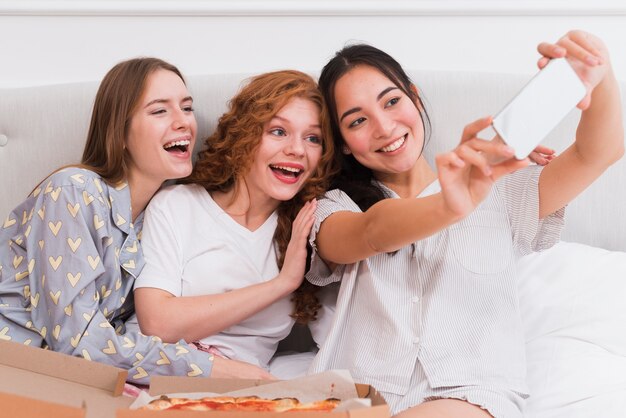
left=307, top=165, right=564, bottom=400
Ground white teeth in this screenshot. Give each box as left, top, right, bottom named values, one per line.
left=163, top=139, right=190, bottom=149
left=271, top=165, right=302, bottom=173
left=379, top=136, right=405, bottom=153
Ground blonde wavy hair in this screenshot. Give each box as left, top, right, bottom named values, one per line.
left=184, top=70, right=336, bottom=323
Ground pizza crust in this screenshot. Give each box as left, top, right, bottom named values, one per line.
left=141, top=395, right=340, bottom=412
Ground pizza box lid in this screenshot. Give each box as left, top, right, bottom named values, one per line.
left=116, top=377, right=390, bottom=418
left=0, top=340, right=133, bottom=418
left=0, top=391, right=86, bottom=418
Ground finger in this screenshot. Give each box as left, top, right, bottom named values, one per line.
left=567, top=31, right=604, bottom=63
left=461, top=116, right=493, bottom=143
left=537, top=56, right=550, bottom=70
left=528, top=151, right=548, bottom=166
left=533, top=144, right=555, bottom=155
left=558, top=37, right=601, bottom=66
left=435, top=151, right=465, bottom=169
left=456, top=143, right=493, bottom=176
left=491, top=158, right=530, bottom=179
left=537, top=42, right=566, bottom=59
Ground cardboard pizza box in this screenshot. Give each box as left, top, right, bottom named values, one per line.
left=116, top=376, right=390, bottom=418
left=0, top=339, right=134, bottom=418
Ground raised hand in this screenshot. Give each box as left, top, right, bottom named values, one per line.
left=436, top=117, right=529, bottom=218
left=276, top=199, right=317, bottom=292
left=537, top=30, right=610, bottom=110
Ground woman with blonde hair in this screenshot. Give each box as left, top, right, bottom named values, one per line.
left=0, top=57, right=245, bottom=383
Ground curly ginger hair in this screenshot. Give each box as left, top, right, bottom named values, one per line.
left=184, top=70, right=336, bottom=323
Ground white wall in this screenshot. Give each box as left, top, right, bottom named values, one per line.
left=0, top=0, right=625, bottom=88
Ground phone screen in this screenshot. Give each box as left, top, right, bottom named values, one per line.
left=492, top=58, right=586, bottom=160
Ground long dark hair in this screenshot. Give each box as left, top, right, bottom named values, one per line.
left=318, top=44, right=431, bottom=210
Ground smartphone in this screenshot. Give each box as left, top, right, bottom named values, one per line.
left=491, top=58, right=586, bottom=160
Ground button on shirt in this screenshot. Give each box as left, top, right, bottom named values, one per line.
left=0, top=167, right=213, bottom=384
left=307, top=166, right=564, bottom=399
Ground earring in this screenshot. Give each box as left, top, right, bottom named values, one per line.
left=342, top=145, right=351, bottom=155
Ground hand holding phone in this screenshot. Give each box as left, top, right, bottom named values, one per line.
left=491, top=58, right=586, bottom=160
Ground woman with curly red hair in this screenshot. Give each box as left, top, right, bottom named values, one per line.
left=130, top=70, right=335, bottom=378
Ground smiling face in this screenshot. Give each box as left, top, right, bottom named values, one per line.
left=125, top=68, right=197, bottom=190
left=334, top=65, right=424, bottom=179
left=242, top=97, right=323, bottom=207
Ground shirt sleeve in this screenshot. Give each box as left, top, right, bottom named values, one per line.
left=306, top=189, right=362, bottom=287
left=498, top=165, right=565, bottom=256
left=25, top=180, right=213, bottom=384
left=133, top=195, right=184, bottom=296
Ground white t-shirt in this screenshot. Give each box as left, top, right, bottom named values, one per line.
left=135, top=184, right=295, bottom=369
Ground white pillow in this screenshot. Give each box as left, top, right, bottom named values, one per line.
left=517, top=241, right=626, bottom=417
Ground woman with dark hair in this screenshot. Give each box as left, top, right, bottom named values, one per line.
left=0, top=57, right=245, bottom=383
left=132, top=70, right=335, bottom=376
left=306, top=31, right=623, bottom=417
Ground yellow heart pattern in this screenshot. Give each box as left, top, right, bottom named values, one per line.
left=93, top=215, right=104, bottom=230
left=3, top=217, right=16, bottom=228
left=102, top=340, right=117, bottom=355
left=28, top=258, right=35, bottom=273
left=64, top=304, right=73, bottom=316
left=52, top=325, right=61, bottom=340
left=100, top=285, right=111, bottom=298
left=50, top=187, right=61, bottom=202
left=48, top=221, right=62, bottom=236
left=30, top=293, right=40, bottom=308
left=37, top=206, right=45, bottom=220
left=122, top=260, right=136, bottom=269
left=123, top=337, right=135, bottom=348
left=24, top=225, right=32, bottom=237
left=81, top=349, right=92, bottom=361
left=175, top=345, right=189, bottom=356
left=71, top=174, right=85, bottom=184
left=82, top=190, right=95, bottom=205
left=49, top=290, right=61, bottom=305
left=21, top=210, right=28, bottom=225
left=116, top=214, right=126, bottom=226
left=133, top=353, right=144, bottom=367
left=70, top=333, right=81, bottom=348
left=125, top=240, right=138, bottom=253
left=0, top=326, right=11, bottom=341
left=15, top=271, right=28, bottom=281
left=66, top=272, right=81, bottom=287
left=88, top=255, right=101, bottom=270
left=67, top=237, right=82, bottom=252
left=93, top=178, right=103, bottom=193
left=133, top=367, right=148, bottom=380
left=82, top=313, right=92, bottom=322
left=156, top=351, right=171, bottom=366
left=38, top=240, right=44, bottom=250
left=49, top=256, right=62, bottom=271
left=67, top=202, right=80, bottom=218
left=187, top=363, right=203, bottom=377
left=12, top=255, right=24, bottom=269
